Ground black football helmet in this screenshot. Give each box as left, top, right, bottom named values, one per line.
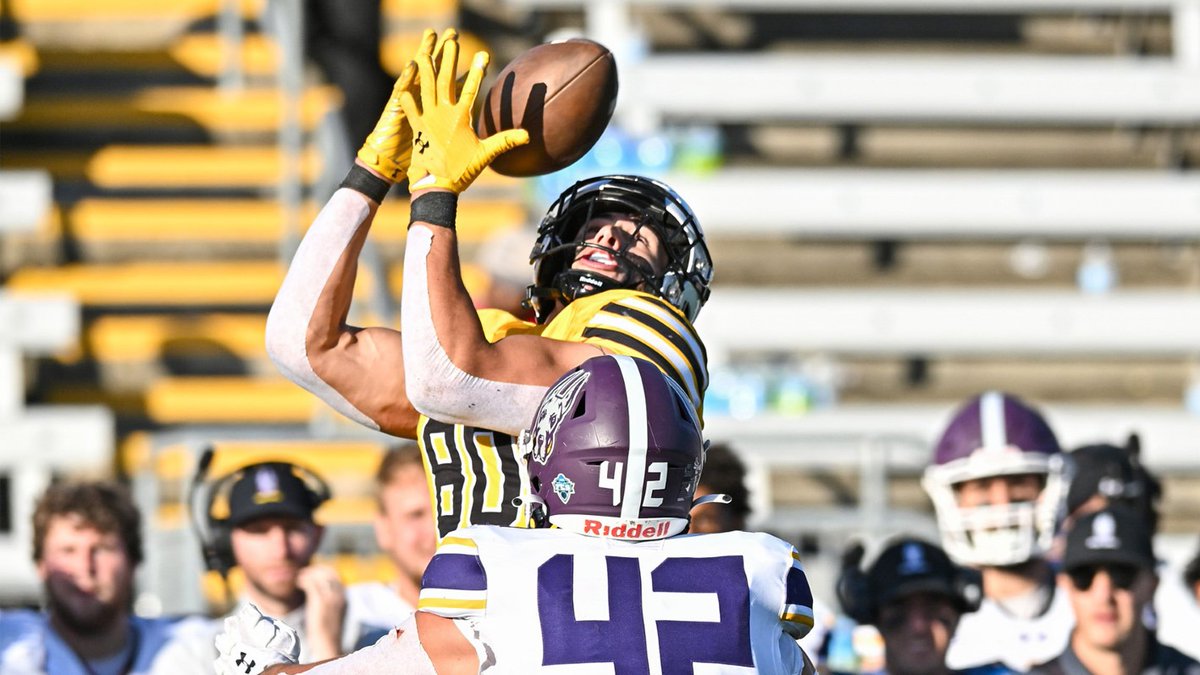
left=525, top=175, right=713, bottom=324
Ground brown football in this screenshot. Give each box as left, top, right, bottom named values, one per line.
left=476, top=38, right=618, bottom=177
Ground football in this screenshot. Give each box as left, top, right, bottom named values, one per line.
left=476, top=38, right=618, bottom=177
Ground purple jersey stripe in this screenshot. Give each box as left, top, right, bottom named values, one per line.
left=421, top=552, right=488, bottom=592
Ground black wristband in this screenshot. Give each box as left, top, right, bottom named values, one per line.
left=409, top=191, right=458, bottom=230
left=339, top=165, right=392, bottom=204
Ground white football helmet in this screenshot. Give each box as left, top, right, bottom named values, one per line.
left=922, top=391, right=1070, bottom=567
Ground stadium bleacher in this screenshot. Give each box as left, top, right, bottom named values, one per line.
left=1, top=0, right=1198, bottom=620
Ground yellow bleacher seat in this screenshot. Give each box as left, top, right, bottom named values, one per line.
left=0, top=38, right=39, bottom=76
left=5, top=261, right=285, bottom=306
left=145, top=376, right=317, bottom=424
left=2, top=146, right=321, bottom=189
left=7, top=259, right=494, bottom=308
left=169, top=33, right=279, bottom=79
left=11, top=86, right=339, bottom=134
left=8, top=0, right=263, bottom=22
left=85, top=314, right=268, bottom=364
left=66, top=195, right=524, bottom=246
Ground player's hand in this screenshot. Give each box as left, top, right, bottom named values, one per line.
left=356, top=28, right=455, bottom=182
left=399, top=33, right=529, bottom=194
left=297, top=564, right=346, bottom=661
left=214, top=604, right=301, bottom=675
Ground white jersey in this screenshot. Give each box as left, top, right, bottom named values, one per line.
left=946, top=586, right=1074, bottom=672
left=0, top=609, right=215, bottom=675
left=344, top=582, right=417, bottom=649
left=418, top=526, right=815, bottom=674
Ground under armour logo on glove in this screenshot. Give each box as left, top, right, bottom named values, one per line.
left=213, top=603, right=300, bottom=675
left=415, top=132, right=431, bottom=154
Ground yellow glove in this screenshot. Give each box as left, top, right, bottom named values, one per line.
left=355, top=28, right=456, bottom=181
left=399, top=35, right=530, bottom=194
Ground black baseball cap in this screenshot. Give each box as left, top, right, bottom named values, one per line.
left=227, top=462, right=325, bottom=528
left=868, top=539, right=978, bottom=612
left=1066, top=444, right=1139, bottom=515
left=1063, top=505, right=1155, bottom=572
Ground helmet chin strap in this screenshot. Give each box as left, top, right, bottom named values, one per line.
left=553, top=268, right=633, bottom=300
left=512, top=494, right=551, bottom=528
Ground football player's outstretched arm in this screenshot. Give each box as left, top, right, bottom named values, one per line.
left=398, top=33, right=603, bottom=435
left=262, top=612, right=477, bottom=675
left=265, top=30, right=452, bottom=439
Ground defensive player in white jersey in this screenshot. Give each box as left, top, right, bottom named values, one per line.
left=922, top=392, right=1075, bottom=672
left=219, top=355, right=816, bottom=674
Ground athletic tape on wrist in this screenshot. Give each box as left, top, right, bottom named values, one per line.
left=340, top=165, right=392, bottom=204
left=409, top=191, right=458, bottom=229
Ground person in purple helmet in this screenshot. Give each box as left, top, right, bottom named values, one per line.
left=219, top=355, right=817, bottom=674
left=922, top=391, right=1074, bottom=672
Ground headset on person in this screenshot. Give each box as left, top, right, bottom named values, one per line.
left=187, top=446, right=332, bottom=581
left=836, top=539, right=983, bottom=627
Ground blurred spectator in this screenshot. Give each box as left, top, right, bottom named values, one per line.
left=224, top=462, right=350, bottom=663
left=343, top=443, right=437, bottom=647
left=835, top=537, right=1007, bottom=675
left=473, top=227, right=539, bottom=320
left=1065, top=435, right=1161, bottom=534
left=690, top=442, right=752, bottom=534
left=923, top=391, right=1074, bottom=672
left=1029, top=506, right=1200, bottom=675
left=1186, top=546, right=1200, bottom=604
left=0, top=481, right=213, bottom=674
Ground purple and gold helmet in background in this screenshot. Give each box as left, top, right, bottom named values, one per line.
left=518, top=355, right=704, bottom=541
left=922, top=391, right=1069, bottom=567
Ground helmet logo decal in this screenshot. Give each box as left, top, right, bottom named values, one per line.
left=253, top=467, right=283, bottom=504
left=528, top=369, right=590, bottom=465
left=551, top=473, right=576, bottom=504
left=899, top=543, right=929, bottom=575
left=1085, top=512, right=1120, bottom=550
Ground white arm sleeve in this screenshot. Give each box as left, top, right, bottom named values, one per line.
left=400, top=225, right=547, bottom=436
left=264, top=188, right=379, bottom=430
left=303, top=616, right=437, bottom=675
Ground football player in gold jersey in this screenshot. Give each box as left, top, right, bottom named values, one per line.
left=265, top=29, right=713, bottom=538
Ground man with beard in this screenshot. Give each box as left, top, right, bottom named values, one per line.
left=223, top=462, right=352, bottom=663
left=0, top=481, right=213, bottom=674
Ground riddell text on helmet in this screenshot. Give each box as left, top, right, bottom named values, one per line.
left=583, top=519, right=671, bottom=539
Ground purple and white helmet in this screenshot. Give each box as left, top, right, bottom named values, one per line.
left=921, top=391, right=1069, bottom=567
left=518, top=355, right=704, bottom=541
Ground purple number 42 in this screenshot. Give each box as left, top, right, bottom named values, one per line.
left=538, top=554, right=754, bottom=674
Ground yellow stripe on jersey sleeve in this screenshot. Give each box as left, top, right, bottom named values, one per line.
left=584, top=312, right=702, bottom=405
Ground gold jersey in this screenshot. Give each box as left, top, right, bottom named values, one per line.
left=418, top=289, right=708, bottom=539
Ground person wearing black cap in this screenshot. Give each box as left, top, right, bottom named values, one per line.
left=225, top=462, right=348, bottom=664
left=1064, top=438, right=1161, bottom=536
left=837, top=537, right=1009, bottom=675
left=1029, top=506, right=1200, bottom=675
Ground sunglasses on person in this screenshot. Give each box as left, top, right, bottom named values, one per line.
left=1067, top=563, right=1140, bottom=591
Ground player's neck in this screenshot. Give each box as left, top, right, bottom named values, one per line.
left=1071, top=624, right=1149, bottom=675
left=982, top=558, right=1052, bottom=604
left=50, top=610, right=131, bottom=661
